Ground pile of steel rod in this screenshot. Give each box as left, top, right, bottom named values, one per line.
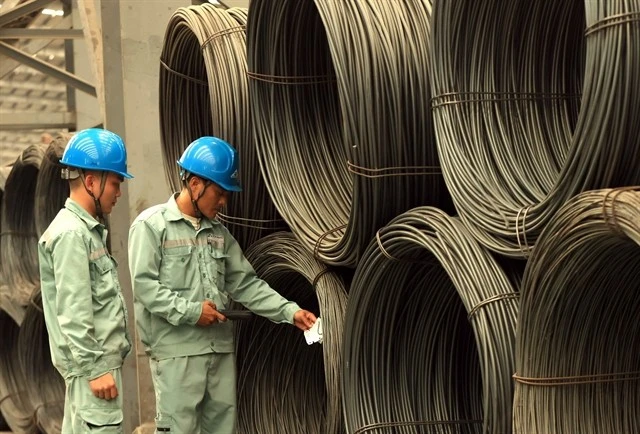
left=430, top=0, right=640, bottom=256
left=342, top=207, right=519, bottom=434
left=235, top=232, right=348, bottom=434
left=247, top=0, right=453, bottom=267
left=159, top=4, right=285, bottom=249
left=514, top=188, right=640, bottom=434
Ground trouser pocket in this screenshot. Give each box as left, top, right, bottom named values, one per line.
left=78, top=407, right=124, bottom=433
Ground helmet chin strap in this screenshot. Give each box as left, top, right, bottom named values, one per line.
left=79, top=170, right=107, bottom=222
left=185, top=176, right=211, bottom=219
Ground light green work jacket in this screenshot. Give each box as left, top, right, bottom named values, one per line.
left=128, top=195, right=299, bottom=359
left=38, top=198, right=131, bottom=380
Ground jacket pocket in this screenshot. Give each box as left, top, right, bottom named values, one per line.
left=78, top=406, right=123, bottom=433
left=159, top=246, right=193, bottom=290
left=90, top=256, right=118, bottom=302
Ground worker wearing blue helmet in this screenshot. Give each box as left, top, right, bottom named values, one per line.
left=128, top=136, right=317, bottom=434
left=38, top=128, right=133, bottom=433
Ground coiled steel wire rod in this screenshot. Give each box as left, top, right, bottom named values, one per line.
left=17, top=289, right=64, bottom=434
left=514, top=188, right=640, bottom=434
left=159, top=5, right=286, bottom=249
left=0, top=301, right=38, bottom=434
left=0, top=145, right=45, bottom=303
left=247, top=0, right=453, bottom=267
left=342, top=207, right=519, bottom=434
left=430, top=0, right=640, bottom=257
left=235, top=232, right=348, bottom=434
left=35, top=134, right=70, bottom=237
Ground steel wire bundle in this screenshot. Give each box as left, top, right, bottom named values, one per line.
left=430, top=0, right=640, bottom=257
left=342, top=207, right=519, bottom=434
left=17, top=288, right=64, bottom=434
left=0, top=302, right=39, bottom=434
left=0, top=145, right=45, bottom=303
left=514, top=188, right=640, bottom=434
left=235, top=232, right=348, bottom=434
left=159, top=4, right=285, bottom=249
left=34, top=134, right=70, bottom=238
left=247, top=0, right=453, bottom=267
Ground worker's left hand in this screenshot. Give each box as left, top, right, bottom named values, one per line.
left=293, top=309, right=317, bottom=331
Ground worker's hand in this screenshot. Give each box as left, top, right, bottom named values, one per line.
left=197, top=300, right=227, bottom=326
left=89, top=372, right=118, bottom=400
left=293, top=309, right=317, bottom=331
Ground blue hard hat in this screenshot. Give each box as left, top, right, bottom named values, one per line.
left=177, top=137, right=242, bottom=192
left=60, top=128, right=133, bottom=178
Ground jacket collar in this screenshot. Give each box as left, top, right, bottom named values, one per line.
left=64, top=198, right=102, bottom=231
left=165, top=193, right=220, bottom=228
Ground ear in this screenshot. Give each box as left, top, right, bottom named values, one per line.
left=189, top=176, right=202, bottom=192
left=83, top=172, right=95, bottom=188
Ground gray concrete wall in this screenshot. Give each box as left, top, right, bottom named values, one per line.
left=98, top=0, right=186, bottom=431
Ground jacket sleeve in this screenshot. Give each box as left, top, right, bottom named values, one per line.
left=222, top=233, right=300, bottom=324
left=48, top=230, right=110, bottom=379
left=128, top=220, right=202, bottom=325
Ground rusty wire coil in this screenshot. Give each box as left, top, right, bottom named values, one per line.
left=430, top=0, right=640, bottom=257
left=515, top=188, right=640, bottom=434
left=0, top=299, right=38, bottom=434
left=247, top=0, right=453, bottom=267
left=342, top=207, right=519, bottom=434
left=235, top=232, right=348, bottom=434
left=35, top=133, right=70, bottom=238
left=0, top=144, right=45, bottom=304
left=18, top=288, right=64, bottom=434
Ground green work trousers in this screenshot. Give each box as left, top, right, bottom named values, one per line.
left=61, top=368, right=124, bottom=433
left=151, top=353, right=236, bottom=434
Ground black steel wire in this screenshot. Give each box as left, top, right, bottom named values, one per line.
left=0, top=302, right=39, bottom=434
left=35, top=134, right=70, bottom=237
left=247, top=0, right=453, bottom=267
left=514, top=188, right=640, bottom=434
left=0, top=145, right=45, bottom=303
left=430, top=0, right=640, bottom=257
left=159, top=4, right=286, bottom=250
left=18, top=288, right=64, bottom=434
left=342, top=207, right=519, bottom=434
left=235, top=232, right=348, bottom=434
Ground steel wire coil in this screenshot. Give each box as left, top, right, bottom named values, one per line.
left=514, top=188, right=640, bottom=434
left=342, top=207, right=519, bottom=434
left=0, top=145, right=45, bottom=303
left=235, top=232, right=348, bottom=434
left=430, top=0, right=640, bottom=257
left=247, top=0, right=453, bottom=267
left=0, top=301, right=39, bottom=434
left=17, top=288, right=64, bottom=434
left=159, top=4, right=285, bottom=249
left=34, top=134, right=70, bottom=238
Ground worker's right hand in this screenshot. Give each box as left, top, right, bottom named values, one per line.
left=197, top=300, right=227, bottom=326
left=89, top=372, right=118, bottom=400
